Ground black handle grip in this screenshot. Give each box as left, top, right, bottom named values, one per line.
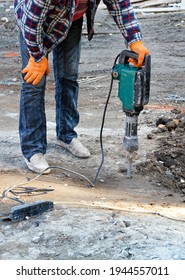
left=119, top=50, right=139, bottom=65
left=118, top=49, right=151, bottom=71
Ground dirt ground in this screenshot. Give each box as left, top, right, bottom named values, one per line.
left=0, top=2, right=185, bottom=260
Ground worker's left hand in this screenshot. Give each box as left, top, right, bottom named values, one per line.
left=129, top=41, right=150, bottom=67
left=22, top=55, right=49, bottom=85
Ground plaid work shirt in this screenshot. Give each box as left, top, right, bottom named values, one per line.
left=14, top=0, right=143, bottom=62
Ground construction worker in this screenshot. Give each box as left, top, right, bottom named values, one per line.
left=14, top=0, right=149, bottom=174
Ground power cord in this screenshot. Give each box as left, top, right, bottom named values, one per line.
left=92, top=75, right=114, bottom=185
left=0, top=165, right=94, bottom=205
left=93, top=53, right=120, bottom=185
left=54, top=201, right=185, bottom=223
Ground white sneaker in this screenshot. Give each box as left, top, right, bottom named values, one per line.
left=24, top=153, right=51, bottom=174
left=57, top=138, right=91, bottom=158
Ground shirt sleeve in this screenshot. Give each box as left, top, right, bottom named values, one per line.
left=15, top=0, right=52, bottom=61
left=102, top=0, right=143, bottom=46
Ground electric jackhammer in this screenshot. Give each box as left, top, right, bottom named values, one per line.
left=112, top=50, right=151, bottom=178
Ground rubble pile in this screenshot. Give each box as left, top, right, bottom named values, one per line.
left=137, top=110, right=185, bottom=194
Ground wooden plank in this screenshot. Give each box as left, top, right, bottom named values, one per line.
left=135, top=6, right=185, bottom=12
left=133, top=0, right=181, bottom=8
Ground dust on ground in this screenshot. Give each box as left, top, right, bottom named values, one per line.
left=0, top=2, right=185, bottom=260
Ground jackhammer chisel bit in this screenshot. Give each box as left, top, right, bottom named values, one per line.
left=127, top=154, right=132, bottom=179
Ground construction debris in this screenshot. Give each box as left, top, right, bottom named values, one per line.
left=137, top=111, right=185, bottom=193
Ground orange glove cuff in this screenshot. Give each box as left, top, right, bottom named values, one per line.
left=130, top=40, right=144, bottom=48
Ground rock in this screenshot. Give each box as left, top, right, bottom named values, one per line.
left=115, top=249, right=130, bottom=259
left=147, top=133, right=154, bottom=139
left=166, top=119, right=179, bottom=131
left=156, top=165, right=164, bottom=174
left=165, top=170, right=174, bottom=178
left=118, top=164, right=127, bottom=173
left=156, top=117, right=168, bottom=126
left=158, top=124, right=167, bottom=131
left=179, top=119, right=185, bottom=128
left=123, top=220, right=131, bottom=227
left=31, top=232, right=44, bottom=244
left=171, top=108, right=181, bottom=114
left=175, top=127, right=185, bottom=134
left=142, top=109, right=150, bottom=114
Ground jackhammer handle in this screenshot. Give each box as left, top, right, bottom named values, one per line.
left=119, top=50, right=138, bottom=65
left=119, top=50, right=151, bottom=70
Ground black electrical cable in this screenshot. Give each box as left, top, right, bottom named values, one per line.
left=0, top=164, right=95, bottom=206
left=93, top=53, right=120, bottom=185
left=10, top=186, right=54, bottom=196
left=0, top=185, right=54, bottom=205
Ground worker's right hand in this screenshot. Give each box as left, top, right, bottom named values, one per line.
left=22, top=56, right=49, bottom=86
left=129, top=41, right=150, bottom=67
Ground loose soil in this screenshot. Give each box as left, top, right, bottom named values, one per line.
left=0, top=2, right=185, bottom=260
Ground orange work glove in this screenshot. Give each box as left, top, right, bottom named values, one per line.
left=22, top=55, right=49, bottom=85
left=129, top=41, right=150, bottom=67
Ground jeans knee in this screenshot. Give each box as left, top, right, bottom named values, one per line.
left=21, top=74, right=46, bottom=94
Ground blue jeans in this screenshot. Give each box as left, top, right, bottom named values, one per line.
left=19, top=18, right=83, bottom=160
